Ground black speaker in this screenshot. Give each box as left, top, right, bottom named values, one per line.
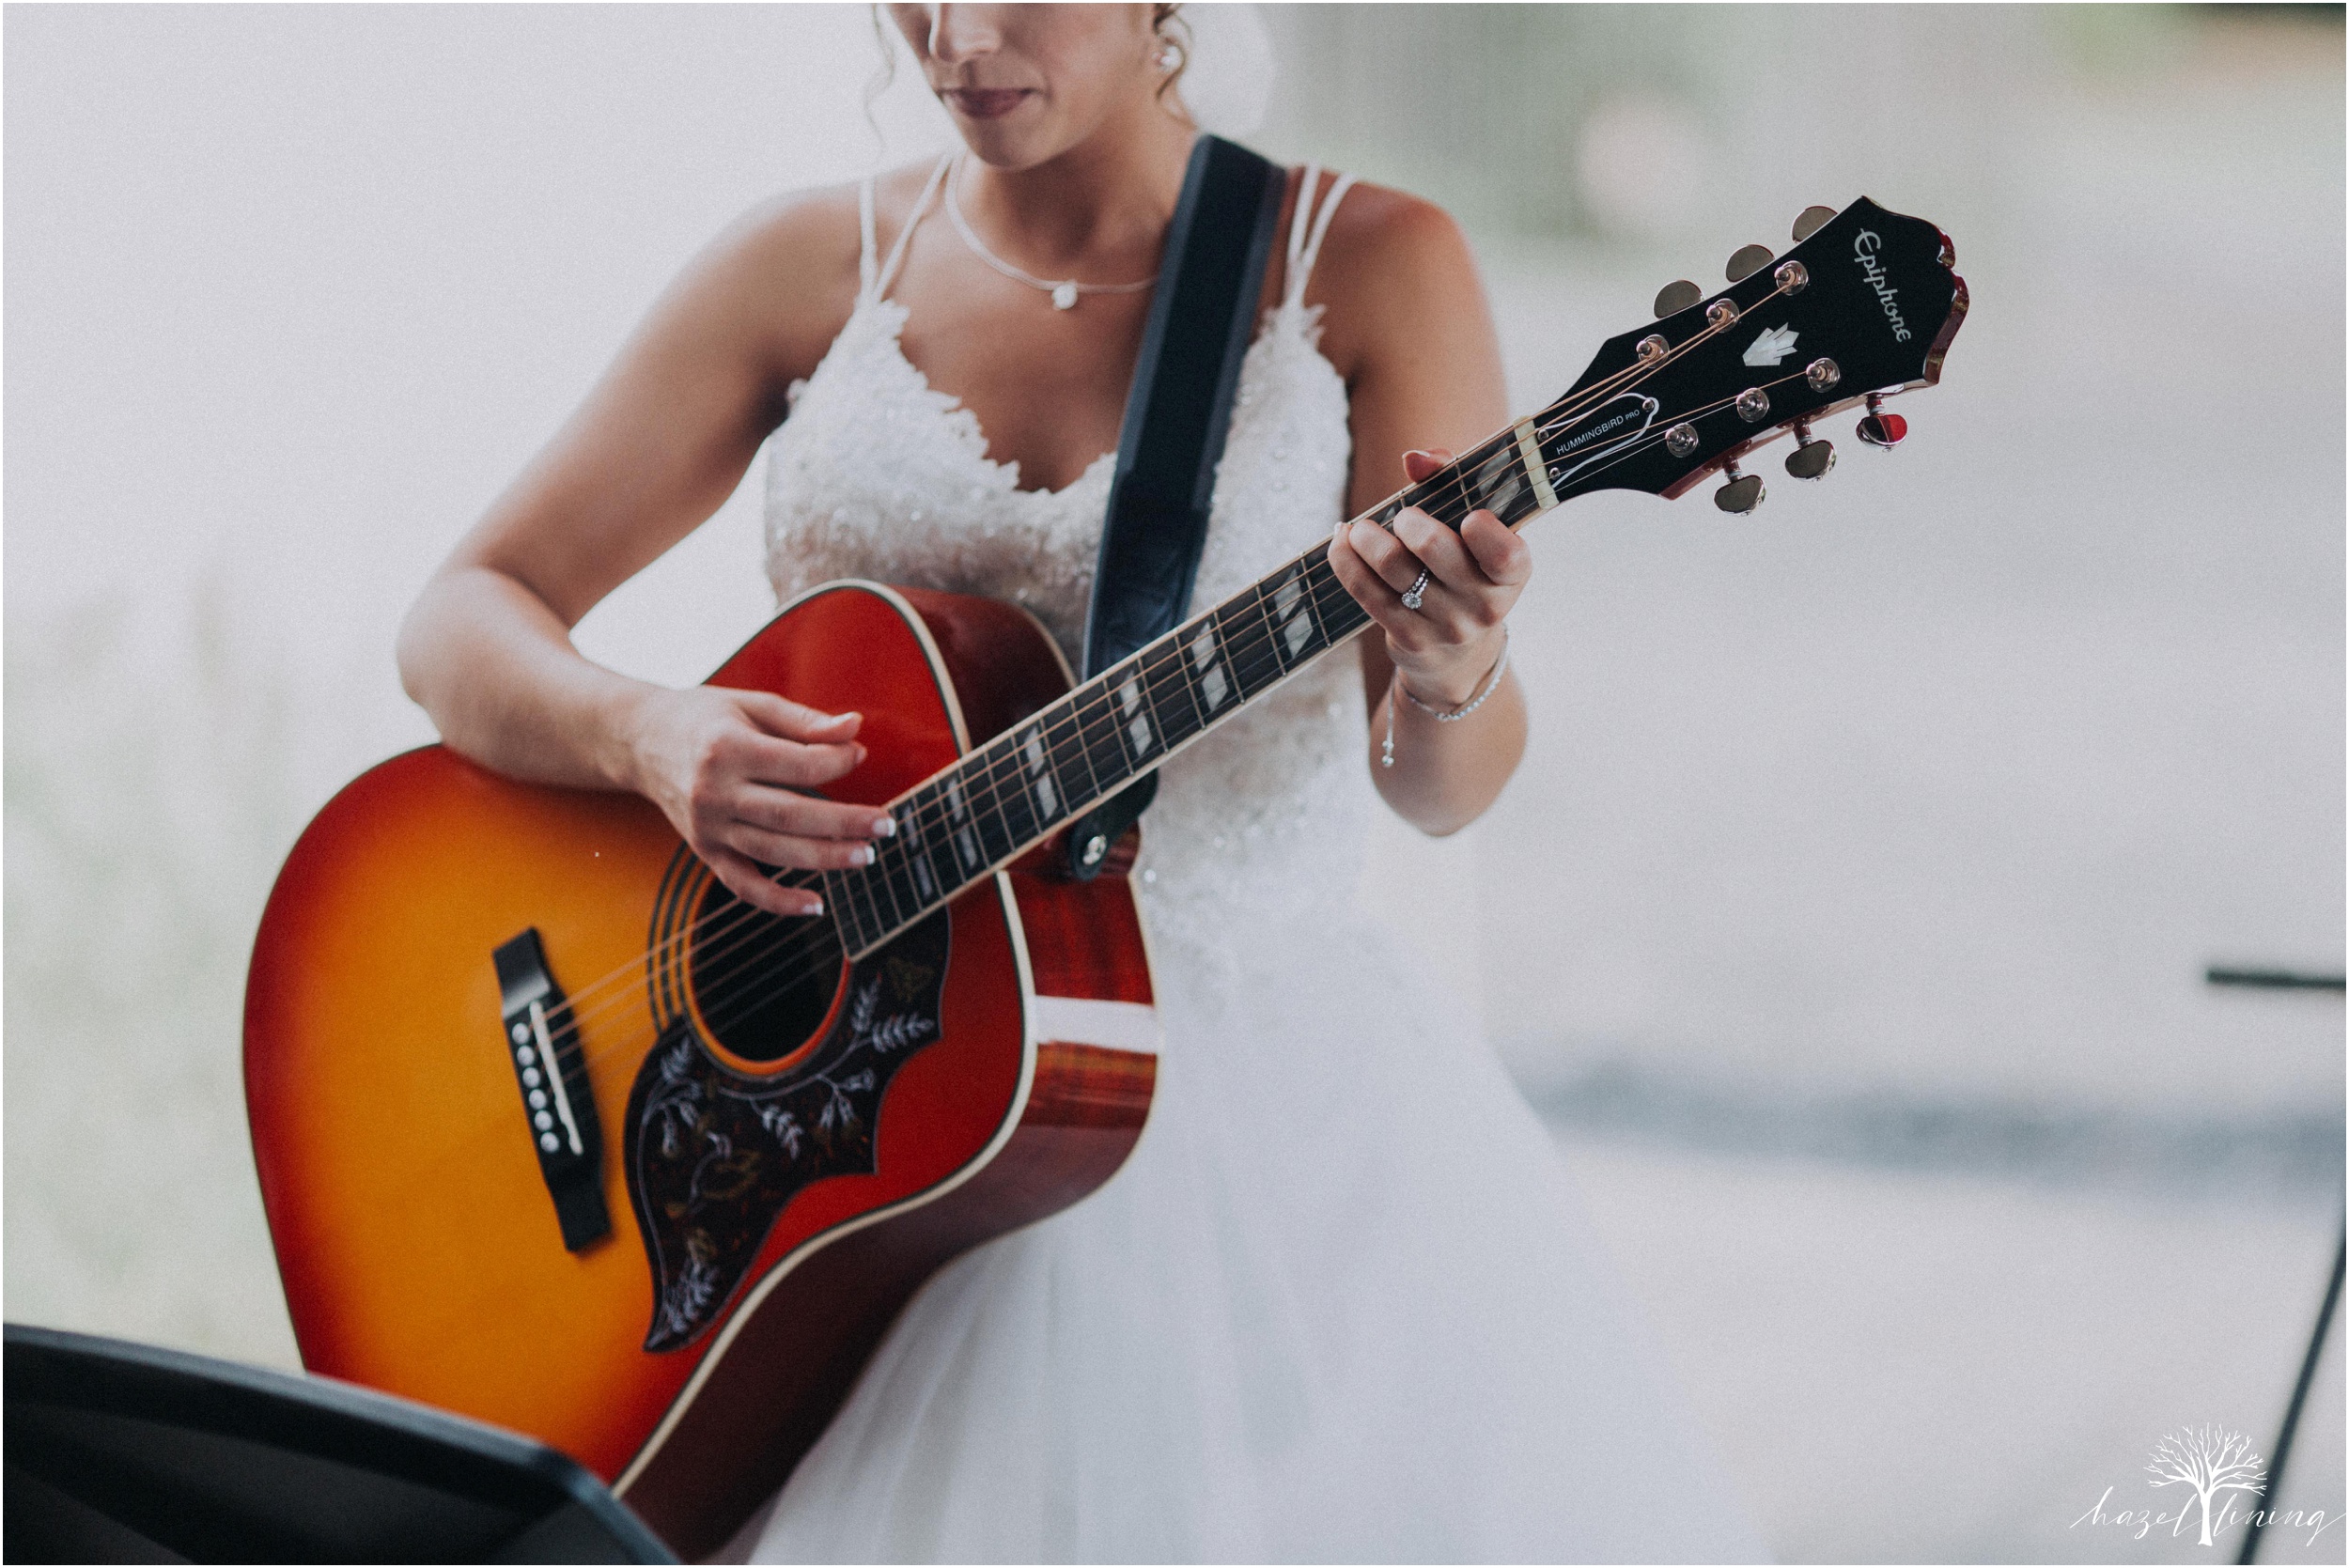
left=5, top=1323, right=677, bottom=1563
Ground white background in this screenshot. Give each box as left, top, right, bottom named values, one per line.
left=7, top=6, right=2341, bottom=1561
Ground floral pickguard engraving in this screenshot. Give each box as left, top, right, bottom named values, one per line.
left=623, top=909, right=950, bottom=1353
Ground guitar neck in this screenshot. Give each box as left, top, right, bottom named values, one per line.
left=819, top=192, right=1971, bottom=955
left=817, top=223, right=1935, bottom=955
left=819, top=414, right=1563, bottom=958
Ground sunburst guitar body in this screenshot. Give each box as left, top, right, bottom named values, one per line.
left=244, top=584, right=1159, bottom=1559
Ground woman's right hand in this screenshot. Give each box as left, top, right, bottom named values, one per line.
left=622, top=686, right=895, bottom=919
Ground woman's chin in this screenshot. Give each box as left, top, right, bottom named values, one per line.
left=952, top=121, right=1069, bottom=174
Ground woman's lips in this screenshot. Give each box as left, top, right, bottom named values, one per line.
left=945, top=88, right=1032, bottom=120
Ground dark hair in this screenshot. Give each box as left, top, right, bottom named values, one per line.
left=864, top=6, right=897, bottom=147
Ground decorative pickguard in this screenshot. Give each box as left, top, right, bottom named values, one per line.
left=622, top=908, right=950, bottom=1353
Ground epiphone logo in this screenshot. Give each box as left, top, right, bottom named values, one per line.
left=1853, top=229, right=1913, bottom=343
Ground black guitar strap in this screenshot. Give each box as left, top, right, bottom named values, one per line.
left=1066, top=134, right=1284, bottom=878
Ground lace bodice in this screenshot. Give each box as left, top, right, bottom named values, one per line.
left=765, top=161, right=1367, bottom=975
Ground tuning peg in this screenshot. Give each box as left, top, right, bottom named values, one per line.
left=1726, top=244, right=1774, bottom=283
left=1792, top=205, right=1836, bottom=242
left=1783, top=420, right=1835, bottom=479
left=1654, top=279, right=1702, bottom=318
left=1714, top=458, right=1766, bottom=514
left=1856, top=392, right=1908, bottom=449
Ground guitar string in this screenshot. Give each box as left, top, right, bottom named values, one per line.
left=431, top=299, right=1849, bottom=1173
left=472, top=368, right=1803, bottom=1156
left=537, top=318, right=1734, bottom=1039
left=541, top=366, right=1772, bottom=1082
left=447, top=301, right=1907, bottom=1188
left=535, top=322, right=1783, bottom=1070
left=577, top=269, right=1793, bottom=1007
left=653, top=358, right=1830, bottom=1052
left=510, top=293, right=1799, bottom=1078
left=509, top=280, right=1775, bottom=1042
left=502, top=261, right=1798, bottom=1042
left=573, top=283, right=1798, bottom=1026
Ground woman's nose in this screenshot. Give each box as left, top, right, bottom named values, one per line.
left=926, top=4, right=1003, bottom=66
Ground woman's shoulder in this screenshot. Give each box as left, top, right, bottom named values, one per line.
left=1290, top=174, right=1488, bottom=384
left=684, top=159, right=945, bottom=385
left=734, top=158, right=947, bottom=258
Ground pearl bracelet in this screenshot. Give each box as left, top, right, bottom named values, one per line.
left=1379, top=626, right=1511, bottom=768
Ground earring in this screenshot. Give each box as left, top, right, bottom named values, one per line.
left=1155, top=39, right=1182, bottom=72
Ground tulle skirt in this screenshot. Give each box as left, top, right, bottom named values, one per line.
left=732, top=906, right=1766, bottom=1563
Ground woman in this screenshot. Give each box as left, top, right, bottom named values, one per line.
left=399, top=6, right=1763, bottom=1560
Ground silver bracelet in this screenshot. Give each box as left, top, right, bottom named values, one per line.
left=1379, top=626, right=1511, bottom=768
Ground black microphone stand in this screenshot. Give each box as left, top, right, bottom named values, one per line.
left=2204, top=967, right=2344, bottom=1568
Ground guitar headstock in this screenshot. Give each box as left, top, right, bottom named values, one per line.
left=1530, top=197, right=1968, bottom=512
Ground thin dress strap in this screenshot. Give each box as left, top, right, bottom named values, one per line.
left=1283, top=162, right=1321, bottom=301
left=872, top=154, right=954, bottom=304
left=1288, top=167, right=1357, bottom=308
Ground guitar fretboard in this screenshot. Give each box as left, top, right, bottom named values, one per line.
left=809, top=203, right=1954, bottom=950
left=819, top=415, right=1562, bottom=958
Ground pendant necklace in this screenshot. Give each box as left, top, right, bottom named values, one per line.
left=943, top=156, right=1158, bottom=311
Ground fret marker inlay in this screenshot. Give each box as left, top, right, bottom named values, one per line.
left=1118, top=675, right=1153, bottom=756
left=1473, top=446, right=1526, bottom=517
left=1020, top=726, right=1059, bottom=818
left=1273, top=573, right=1316, bottom=660
left=1190, top=624, right=1230, bottom=710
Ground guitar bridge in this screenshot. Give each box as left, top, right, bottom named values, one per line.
left=491, top=928, right=611, bottom=1252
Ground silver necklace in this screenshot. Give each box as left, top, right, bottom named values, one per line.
left=943, top=157, right=1158, bottom=311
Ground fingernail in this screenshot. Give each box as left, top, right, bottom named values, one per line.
left=805, top=897, right=824, bottom=917
left=857, top=844, right=877, bottom=866
left=872, top=815, right=897, bottom=837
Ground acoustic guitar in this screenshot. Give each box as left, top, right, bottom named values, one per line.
left=244, top=197, right=1966, bottom=1557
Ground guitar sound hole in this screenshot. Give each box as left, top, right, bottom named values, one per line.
left=685, top=882, right=847, bottom=1064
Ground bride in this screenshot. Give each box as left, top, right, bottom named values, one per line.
left=397, top=5, right=1763, bottom=1560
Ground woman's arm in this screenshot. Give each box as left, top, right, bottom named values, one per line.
left=396, top=189, right=895, bottom=918
left=1311, top=188, right=1530, bottom=836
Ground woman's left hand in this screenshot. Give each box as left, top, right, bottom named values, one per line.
left=1327, top=447, right=1532, bottom=706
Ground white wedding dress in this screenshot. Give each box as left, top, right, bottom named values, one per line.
left=733, top=163, right=1766, bottom=1564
